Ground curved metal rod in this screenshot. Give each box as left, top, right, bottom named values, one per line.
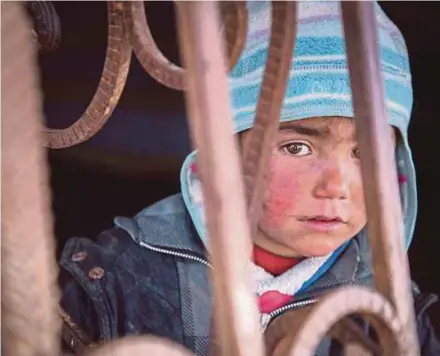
left=219, top=1, right=248, bottom=71
left=85, top=335, right=195, bottom=356
left=241, top=1, right=298, bottom=236
left=265, top=287, right=404, bottom=356
left=1, top=2, right=61, bottom=354
left=25, top=0, right=61, bottom=52
left=44, top=1, right=131, bottom=149
left=175, top=2, right=264, bottom=355
left=59, top=305, right=100, bottom=354
left=340, top=2, right=419, bottom=354
left=1, top=0, right=422, bottom=354
left=123, top=1, right=247, bottom=91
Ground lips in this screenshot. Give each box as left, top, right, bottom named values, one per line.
left=308, top=215, right=344, bottom=222
left=298, top=215, right=346, bottom=232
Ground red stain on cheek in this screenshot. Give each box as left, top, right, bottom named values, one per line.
left=263, top=159, right=300, bottom=227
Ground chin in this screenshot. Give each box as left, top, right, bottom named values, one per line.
left=259, top=224, right=354, bottom=258
left=288, top=239, right=348, bottom=258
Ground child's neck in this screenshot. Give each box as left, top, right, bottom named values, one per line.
left=252, top=244, right=301, bottom=276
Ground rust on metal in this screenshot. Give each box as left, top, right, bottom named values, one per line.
left=43, top=1, right=132, bottom=149
left=59, top=306, right=100, bottom=354
left=86, top=336, right=194, bottom=356
left=264, top=3, right=420, bottom=355
left=2, top=2, right=61, bottom=354
left=123, top=1, right=248, bottom=91
left=265, top=286, right=403, bottom=355
left=240, top=2, right=298, bottom=237
left=25, top=1, right=61, bottom=52
left=1, top=1, right=421, bottom=356
left=341, top=2, right=419, bottom=354
left=175, top=3, right=264, bottom=355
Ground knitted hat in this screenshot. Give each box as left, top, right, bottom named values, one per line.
left=180, top=0, right=417, bottom=251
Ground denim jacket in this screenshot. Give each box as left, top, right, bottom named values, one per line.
left=59, top=194, right=440, bottom=355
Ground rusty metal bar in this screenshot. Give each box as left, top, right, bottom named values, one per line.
left=241, top=2, right=297, bottom=237
left=175, top=2, right=264, bottom=355
left=341, top=2, right=419, bottom=354
left=1, top=1, right=423, bottom=355
left=264, top=2, right=420, bottom=355
left=44, top=2, right=131, bottom=149
left=1, top=1, right=61, bottom=355
left=123, top=1, right=247, bottom=92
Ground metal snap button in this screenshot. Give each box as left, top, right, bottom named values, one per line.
left=88, top=267, right=105, bottom=280
left=71, top=251, right=87, bottom=262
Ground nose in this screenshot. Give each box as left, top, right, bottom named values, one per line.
left=312, top=160, right=349, bottom=200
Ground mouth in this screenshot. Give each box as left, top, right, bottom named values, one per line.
left=298, top=215, right=346, bottom=232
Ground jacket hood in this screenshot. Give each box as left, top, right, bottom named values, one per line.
left=180, top=0, right=417, bottom=253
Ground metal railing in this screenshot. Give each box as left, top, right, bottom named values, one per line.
left=1, top=1, right=420, bottom=355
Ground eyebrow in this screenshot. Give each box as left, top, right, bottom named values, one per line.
left=279, top=123, right=330, bottom=137
left=279, top=122, right=396, bottom=145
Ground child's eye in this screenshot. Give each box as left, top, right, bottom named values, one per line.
left=281, top=142, right=312, bottom=156
left=352, top=148, right=360, bottom=159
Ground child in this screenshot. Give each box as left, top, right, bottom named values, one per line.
left=59, top=1, right=439, bottom=354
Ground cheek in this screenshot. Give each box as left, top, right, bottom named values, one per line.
left=263, top=157, right=304, bottom=225
left=349, top=169, right=367, bottom=221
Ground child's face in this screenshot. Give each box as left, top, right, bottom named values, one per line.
left=240, top=116, right=396, bottom=258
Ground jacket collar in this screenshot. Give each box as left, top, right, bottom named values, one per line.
left=115, top=193, right=374, bottom=289
left=114, top=194, right=207, bottom=257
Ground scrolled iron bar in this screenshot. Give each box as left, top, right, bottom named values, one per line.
left=123, top=1, right=248, bottom=91
left=58, top=305, right=100, bottom=354
left=84, top=336, right=195, bottom=356
left=263, top=2, right=420, bottom=355
left=219, top=2, right=248, bottom=74
left=1, top=0, right=422, bottom=355
left=44, top=1, right=131, bottom=149
left=265, top=286, right=404, bottom=356
left=175, top=2, right=265, bottom=355
left=25, top=0, right=61, bottom=52
left=2, top=1, right=61, bottom=354
left=340, top=1, right=419, bottom=353
left=240, top=1, right=298, bottom=237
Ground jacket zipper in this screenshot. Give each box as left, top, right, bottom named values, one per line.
left=137, top=240, right=214, bottom=269
left=138, top=240, right=319, bottom=323
left=136, top=241, right=440, bottom=344
left=268, top=297, right=319, bottom=320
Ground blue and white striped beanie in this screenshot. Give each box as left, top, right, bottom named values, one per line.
left=180, top=0, right=417, bottom=251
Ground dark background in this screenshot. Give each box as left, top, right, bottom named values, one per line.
left=37, top=2, right=440, bottom=330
